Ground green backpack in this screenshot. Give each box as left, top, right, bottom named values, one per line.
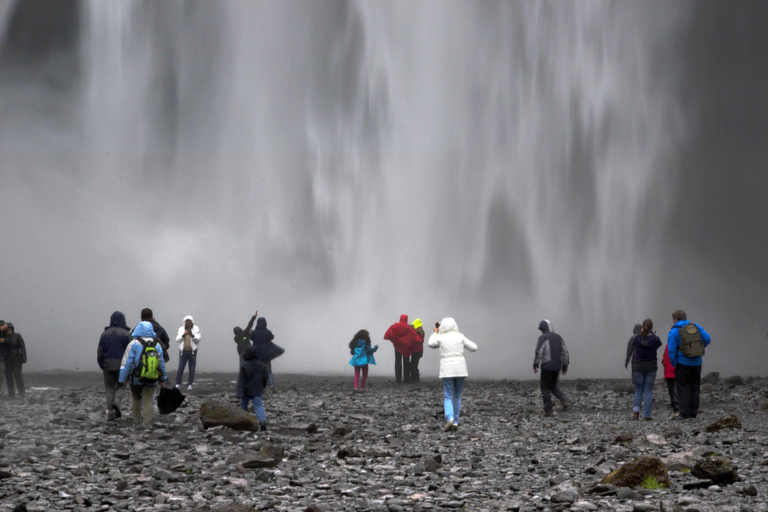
left=679, top=323, right=705, bottom=357
left=135, top=339, right=161, bottom=383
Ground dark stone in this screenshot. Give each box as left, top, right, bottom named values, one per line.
left=701, top=372, right=720, bottom=383
left=724, top=375, right=744, bottom=386
left=692, top=456, right=739, bottom=486
left=242, top=444, right=285, bottom=468
left=331, top=426, right=352, bottom=437
left=613, top=433, right=635, bottom=444
left=199, top=401, right=260, bottom=432
left=742, top=484, right=758, bottom=496
left=600, top=455, right=671, bottom=488
left=424, top=455, right=442, bottom=473
left=704, top=415, right=742, bottom=433
left=683, top=479, right=713, bottom=490
left=0, top=470, right=12, bottom=479
left=616, top=487, right=642, bottom=500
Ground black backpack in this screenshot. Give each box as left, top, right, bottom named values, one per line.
left=679, top=323, right=705, bottom=357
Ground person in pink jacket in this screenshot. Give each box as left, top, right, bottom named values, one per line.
left=661, top=344, right=678, bottom=414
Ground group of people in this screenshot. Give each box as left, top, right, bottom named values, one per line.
left=0, top=321, right=26, bottom=399
left=625, top=309, right=712, bottom=420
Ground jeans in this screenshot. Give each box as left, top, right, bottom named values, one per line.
left=130, top=384, right=156, bottom=427
left=266, top=364, right=275, bottom=390
left=540, top=369, right=566, bottom=413
left=353, top=365, right=369, bottom=390
left=103, top=369, right=126, bottom=413
left=5, top=360, right=24, bottom=398
left=410, top=351, right=422, bottom=382
left=665, top=377, right=678, bottom=412
left=394, top=348, right=411, bottom=382
left=675, top=363, right=701, bottom=419
left=442, top=377, right=465, bottom=424
left=633, top=371, right=656, bottom=418
left=240, top=395, right=267, bottom=424
left=175, top=350, right=196, bottom=387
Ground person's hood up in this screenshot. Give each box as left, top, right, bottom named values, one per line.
left=110, top=311, right=127, bottom=329
left=133, top=321, right=156, bottom=339
left=438, top=317, right=459, bottom=334
left=5, top=322, right=13, bottom=332
left=183, top=315, right=194, bottom=325
left=233, top=326, right=243, bottom=336
left=256, top=317, right=267, bottom=329
left=413, top=318, right=423, bottom=329
left=538, top=319, right=553, bottom=333
left=633, top=324, right=642, bottom=335
left=399, top=314, right=408, bottom=323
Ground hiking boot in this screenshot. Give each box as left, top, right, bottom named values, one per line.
left=259, top=422, right=268, bottom=432
left=633, top=412, right=640, bottom=420
left=113, top=404, right=122, bottom=419
left=445, top=420, right=455, bottom=431
left=561, top=402, right=570, bottom=411
left=542, top=411, right=554, bottom=417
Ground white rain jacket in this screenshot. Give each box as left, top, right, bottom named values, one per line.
left=427, top=317, right=478, bottom=378
left=176, top=315, right=201, bottom=352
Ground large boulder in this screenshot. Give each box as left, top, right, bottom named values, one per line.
left=704, top=415, right=742, bottom=433
left=200, top=401, right=260, bottom=432
left=692, top=456, right=739, bottom=486
left=600, top=454, right=671, bottom=488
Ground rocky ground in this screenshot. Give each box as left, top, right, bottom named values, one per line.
left=1, top=372, right=767, bottom=512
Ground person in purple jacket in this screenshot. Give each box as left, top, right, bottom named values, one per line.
left=628, top=318, right=662, bottom=420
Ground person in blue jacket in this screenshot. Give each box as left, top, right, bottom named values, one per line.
left=237, top=344, right=269, bottom=431
left=349, top=329, right=378, bottom=391
left=667, top=309, right=711, bottom=419
left=97, top=311, right=132, bottom=421
left=119, top=321, right=167, bottom=428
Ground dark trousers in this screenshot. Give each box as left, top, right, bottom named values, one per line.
left=675, top=363, right=701, bottom=419
left=5, top=360, right=24, bottom=398
left=410, top=351, right=422, bottom=382
left=540, top=369, right=566, bottom=413
left=665, top=377, right=678, bottom=412
left=103, top=369, right=125, bottom=412
left=394, top=348, right=411, bottom=382
left=175, top=350, right=197, bottom=386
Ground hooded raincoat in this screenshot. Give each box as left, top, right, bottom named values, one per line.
left=427, top=317, right=478, bottom=378
left=384, top=315, right=418, bottom=358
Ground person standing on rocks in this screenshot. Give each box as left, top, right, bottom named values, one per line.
left=627, top=319, right=662, bottom=420
left=136, top=308, right=172, bottom=363
left=249, top=317, right=284, bottom=391
left=410, top=318, right=425, bottom=383
left=384, top=314, right=417, bottom=383
left=667, top=309, right=711, bottom=420
left=428, top=317, right=478, bottom=431
left=624, top=324, right=642, bottom=370
left=237, top=343, right=269, bottom=431
left=175, top=315, right=201, bottom=391
left=97, top=311, right=132, bottom=421
left=661, top=339, right=678, bottom=415
left=349, top=329, right=378, bottom=391
left=533, top=319, right=569, bottom=417
left=3, top=323, right=26, bottom=400
left=119, top=321, right=167, bottom=428
left=0, top=321, right=6, bottom=396
left=233, top=310, right=258, bottom=356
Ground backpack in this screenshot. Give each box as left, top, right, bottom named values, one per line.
left=135, top=339, right=161, bottom=383
left=678, top=323, right=705, bottom=357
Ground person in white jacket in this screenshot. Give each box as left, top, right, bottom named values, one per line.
left=427, top=317, right=478, bottom=431
left=175, top=315, right=201, bottom=391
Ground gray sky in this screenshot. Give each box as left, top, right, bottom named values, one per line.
left=1, top=1, right=766, bottom=379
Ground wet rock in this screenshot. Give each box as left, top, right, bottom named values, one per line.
left=724, top=375, right=744, bottom=386
left=617, top=487, right=642, bottom=500
left=692, top=456, right=739, bottom=486
left=601, top=454, right=671, bottom=488
left=242, top=444, right=284, bottom=468
left=551, top=482, right=583, bottom=503
left=683, top=479, right=713, bottom=490
left=701, top=372, right=720, bottom=383
left=199, top=401, right=260, bottom=431
left=704, top=415, right=742, bottom=433
left=614, top=433, right=635, bottom=444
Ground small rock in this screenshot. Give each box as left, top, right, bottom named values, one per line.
left=692, top=455, right=739, bottom=486
left=704, top=415, right=742, bottom=433
left=617, top=487, right=642, bottom=500
left=601, top=455, right=671, bottom=488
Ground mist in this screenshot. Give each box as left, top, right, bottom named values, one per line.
left=1, top=1, right=766, bottom=379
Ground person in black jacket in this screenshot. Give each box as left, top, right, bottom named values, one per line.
left=97, top=311, right=132, bottom=421
left=0, top=321, right=6, bottom=396
left=233, top=310, right=258, bottom=356
left=135, top=308, right=171, bottom=363
left=237, top=344, right=268, bottom=431
left=533, top=320, right=569, bottom=417
left=249, top=317, right=284, bottom=391
left=3, top=323, right=26, bottom=399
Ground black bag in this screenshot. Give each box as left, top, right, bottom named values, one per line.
left=157, top=387, right=186, bottom=414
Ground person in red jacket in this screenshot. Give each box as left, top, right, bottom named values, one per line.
left=661, top=344, right=678, bottom=414
left=384, top=314, right=417, bottom=383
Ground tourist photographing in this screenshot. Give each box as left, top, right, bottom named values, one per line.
left=533, top=320, right=569, bottom=417
left=175, top=315, right=201, bottom=391
left=428, top=318, right=478, bottom=431
left=627, top=318, right=662, bottom=420
left=233, top=309, right=258, bottom=356
left=667, top=309, right=711, bottom=420
left=97, top=311, right=131, bottom=421
left=410, top=318, right=425, bottom=383
left=349, top=329, right=378, bottom=391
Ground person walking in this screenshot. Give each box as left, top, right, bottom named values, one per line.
left=667, top=309, right=711, bottom=419
left=349, top=329, right=378, bottom=391
left=428, top=318, right=478, bottom=431
left=661, top=341, right=678, bottom=415
left=626, top=319, right=662, bottom=420
left=97, top=311, right=132, bottom=421
left=119, top=321, right=168, bottom=428
left=0, top=321, right=6, bottom=396
left=250, top=317, right=284, bottom=391
left=410, top=318, right=425, bottom=383
left=3, top=323, right=26, bottom=400
left=175, top=315, right=201, bottom=391
left=234, top=310, right=258, bottom=356
left=533, top=320, right=569, bottom=417
left=136, top=308, right=171, bottom=363
left=237, top=344, right=269, bottom=431
left=384, top=314, right=417, bottom=383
